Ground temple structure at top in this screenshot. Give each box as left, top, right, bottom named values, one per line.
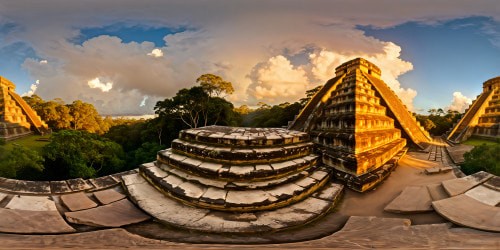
left=289, top=58, right=432, bottom=191
left=446, top=76, right=500, bottom=143
left=0, top=76, right=49, bottom=141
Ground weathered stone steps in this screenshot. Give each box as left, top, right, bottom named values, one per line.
left=157, top=148, right=319, bottom=181
left=154, top=162, right=319, bottom=190
left=170, top=139, right=313, bottom=164
left=179, top=126, right=309, bottom=147
left=123, top=172, right=343, bottom=233
left=139, top=163, right=332, bottom=212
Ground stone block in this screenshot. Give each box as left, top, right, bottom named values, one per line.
left=93, top=189, right=126, bottom=205
left=65, top=199, right=150, bottom=227
left=50, top=181, right=72, bottom=194
left=66, top=178, right=93, bottom=192
left=0, top=208, right=75, bottom=233
left=60, top=192, right=98, bottom=211
left=5, top=195, right=57, bottom=211
left=465, top=185, right=500, bottom=206
left=384, top=186, right=433, bottom=213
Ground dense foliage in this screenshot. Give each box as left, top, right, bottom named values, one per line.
left=0, top=140, right=44, bottom=179
left=43, top=130, right=125, bottom=180
left=461, top=143, right=500, bottom=176
left=415, top=109, right=462, bottom=136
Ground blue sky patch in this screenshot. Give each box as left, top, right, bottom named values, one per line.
left=71, top=23, right=187, bottom=47
left=358, top=16, right=500, bottom=111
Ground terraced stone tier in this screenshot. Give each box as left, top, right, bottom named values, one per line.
left=178, top=126, right=309, bottom=147
left=158, top=149, right=319, bottom=181
left=170, top=139, right=313, bottom=164
left=140, top=163, right=332, bottom=212
left=123, top=173, right=343, bottom=233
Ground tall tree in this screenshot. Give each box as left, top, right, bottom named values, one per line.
left=196, top=74, right=234, bottom=98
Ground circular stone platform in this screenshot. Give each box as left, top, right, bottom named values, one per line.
left=124, top=126, right=344, bottom=233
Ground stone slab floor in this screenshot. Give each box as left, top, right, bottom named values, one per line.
left=1, top=151, right=498, bottom=249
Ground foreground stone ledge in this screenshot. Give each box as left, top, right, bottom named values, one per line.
left=432, top=194, right=500, bottom=232
left=0, top=208, right=75, bottom=234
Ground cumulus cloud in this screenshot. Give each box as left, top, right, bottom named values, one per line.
left=39, top=60, right=47, bottom=64
left=21, top=79, right=39, bottom=96
left=87, top=77, right=113, bottom=92
left=2, top=1, right=499, bottom=114
left=147, top=48, right=163, bottom=57
left=248, top=55, right=308, bottom=103
left=447, top=91, right=472, bottom=112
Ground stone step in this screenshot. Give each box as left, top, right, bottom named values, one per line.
left=441, top=171, right=493, bottom=197
left=157, top=148, right=319, bottom=181
left=154, top=161, right=318, bottom=190
left=123, top=172, right=343, bottom=233
left=140, top=163, right=332, bottom=212
left=384, top=186, right=433, bottom=214
left=170, top=139, right=313, bottom=164
left=178, top=126, right=309, bottom=147
left=432, top=194, right=500, bottom=232
left=0, top=208, right=75, bottom=234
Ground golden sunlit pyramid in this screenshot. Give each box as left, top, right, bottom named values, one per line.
left=447, top=76, right=500, bottom=143
left=0, top=76, right=49, bottom=141
left=289, top=58, right=432, bottom=192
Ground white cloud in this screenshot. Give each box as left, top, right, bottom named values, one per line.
left=21, top=79, right=39, bottom=96
left=247, top=55, right=308, bottom=103
left=87, top=77, right=113, bottom=92
left=147, top=48, right=163, bottom=57
left=446, top=91, right=472, bottom=112
left=140, top=95, right=148, bottom=107
left=39, top=60, right=48, bottom=64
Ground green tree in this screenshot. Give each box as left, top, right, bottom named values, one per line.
left=0, top=144, right=44, bottom=179
left=43, top=130, right=125, bottom=179
left=68, top=100, right=103, bottom=133
left=196, top=73, right=234, bottom=97
left=461, top=143, right=500, bottom=176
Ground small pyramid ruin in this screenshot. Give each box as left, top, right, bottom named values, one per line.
left=289, top=58, right=431, bottom=191
left=0, top=76, right=49, bottom=140
left=447, top=76, right=500, bottom=143
left=123, top=126, right=343, bottom=233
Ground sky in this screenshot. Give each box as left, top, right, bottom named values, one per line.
left=0, top=1, right=499, bottom=115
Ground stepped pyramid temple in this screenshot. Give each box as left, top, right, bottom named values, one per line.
left=0, top=76, right=49, bottom=140
left=289, top=58, right=432, bottom=191
left=446, top=76, right=500, bottom=143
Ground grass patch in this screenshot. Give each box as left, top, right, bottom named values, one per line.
left=1, top=135, right=51, bottom=153
left=462, top=137, right=499, bottom=147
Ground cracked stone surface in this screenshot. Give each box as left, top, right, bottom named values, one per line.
left=65, top=199, right=150, bottom=227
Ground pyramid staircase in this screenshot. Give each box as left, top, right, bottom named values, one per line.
left=123, top=126, right=343, bottom=233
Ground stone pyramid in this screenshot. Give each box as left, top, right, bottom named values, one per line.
left=0, top=76, right=49, bottom=140
left=289, top=58, right=431, bottom=191
left=447, top=76, right=500, bottom=143
left=123, top=126, right=343, bottom=233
